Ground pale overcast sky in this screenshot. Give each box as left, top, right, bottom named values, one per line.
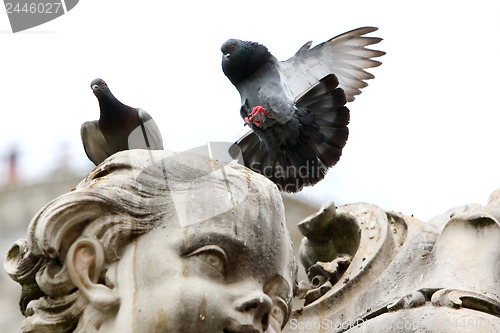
left=0, top=0, right=499, bottom=221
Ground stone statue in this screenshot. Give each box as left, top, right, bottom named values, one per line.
left=288, top=199, right=500, bottom=332
left=4, top=150, right=297, bottom=333
left=4, top=149, right=500, bottom=332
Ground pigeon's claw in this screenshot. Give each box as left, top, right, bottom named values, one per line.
left=251, top=106, right=271, bottom=119
left=244, top=106, right=271, bottom=127
left=244, top=116, right=251, bottom=126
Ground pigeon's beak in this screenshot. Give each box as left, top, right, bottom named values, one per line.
left=91, top=84, right=99, bottom=92
left=224, top=53, right=231, bottom=59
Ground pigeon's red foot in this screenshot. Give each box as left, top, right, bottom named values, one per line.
left=244, top=106, right=271, bottom=127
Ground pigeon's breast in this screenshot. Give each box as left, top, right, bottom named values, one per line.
left=237, top=66, right=296, bottom=124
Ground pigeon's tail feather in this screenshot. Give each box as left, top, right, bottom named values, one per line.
left=296, top=73, right=350, bottom=168
left=232, top=74, right=349, bottom=193
left=233, top=131, right=329, bottom=193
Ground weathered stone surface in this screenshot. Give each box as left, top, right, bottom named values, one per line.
left=3, top=149, right=500, bottom=332
left=287, top=199, right=500, bottom=332
left=4, top=150, right=297, bottom=333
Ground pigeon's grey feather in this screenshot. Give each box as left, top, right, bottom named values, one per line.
left=222, top=27, right=383, bottom=192
left=81, top=78, right=163, bottom=166
left=238, top=61, right=295, bottom=126
left=132, top=109, right=164, bottom=151
left=234, top=75, right=349, bottom=191
left=81, top=120, right=112, bottom=166
left=280, top=26, right=385, bottom=102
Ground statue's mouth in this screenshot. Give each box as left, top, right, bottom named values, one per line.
left=223, top=328, right=259, bottom=333
left=223, top=323, right=260, bottom=333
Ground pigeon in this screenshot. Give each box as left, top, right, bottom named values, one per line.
left=81, top=78, right=163, bottom=166
left=222, top=27, right=384, bottom=192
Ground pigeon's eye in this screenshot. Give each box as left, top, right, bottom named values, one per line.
left=101, top=81, right=106, bottom=86
left=231, top=44, right=235, bottom=50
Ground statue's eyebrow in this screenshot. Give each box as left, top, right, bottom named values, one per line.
left=180, top=233, right=247, bottom=256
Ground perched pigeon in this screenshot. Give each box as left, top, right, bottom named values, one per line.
left=222, top=27, right=384, bottom=192
left=81, top=78, right=163, bottom=166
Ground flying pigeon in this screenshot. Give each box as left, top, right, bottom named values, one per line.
left=81, top=78, right=163, bottom=166
left=222, top=27, right=384, bottom=192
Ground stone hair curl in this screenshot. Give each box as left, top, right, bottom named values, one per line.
left=4, top=149, right=296, bottom=332
left=4, top=150, right=250, bottom=332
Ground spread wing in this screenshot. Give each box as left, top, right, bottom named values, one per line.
left=279, top=27, right=385, bottom=102
left=81, top=120, right=113, bottom=166
left=137, top=109, right=164, bottom=150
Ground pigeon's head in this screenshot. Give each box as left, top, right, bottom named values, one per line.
left=90, top=78, right=112, bottom=98
left=221, top=39, right=271, bottom=85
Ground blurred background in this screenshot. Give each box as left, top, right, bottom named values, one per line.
left=1, top=0, right=499, bottom=330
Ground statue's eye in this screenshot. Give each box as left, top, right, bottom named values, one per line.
left=231, top=44, right=235, bottom=50
left=187, top=245, right=227, bottom=275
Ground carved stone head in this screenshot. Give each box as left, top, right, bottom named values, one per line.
left=5, top=150, right=297, bottom=333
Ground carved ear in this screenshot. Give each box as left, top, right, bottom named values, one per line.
left=66, top=237, right=119, bottom=311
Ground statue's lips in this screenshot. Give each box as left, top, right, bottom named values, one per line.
left=223, top=319, right=260, bottom=333
left=223, top=328, right=259, bottom=333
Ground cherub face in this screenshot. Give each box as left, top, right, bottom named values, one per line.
left=107, top=198, right=295, bottom=333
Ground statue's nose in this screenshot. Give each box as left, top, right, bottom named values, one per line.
left=234, top=292, right=273, bottom=332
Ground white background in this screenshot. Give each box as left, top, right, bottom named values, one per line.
left=0, top=0, right=499, bottom=221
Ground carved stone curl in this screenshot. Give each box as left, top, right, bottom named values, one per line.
left=288, top=198, right=500, bottom=332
